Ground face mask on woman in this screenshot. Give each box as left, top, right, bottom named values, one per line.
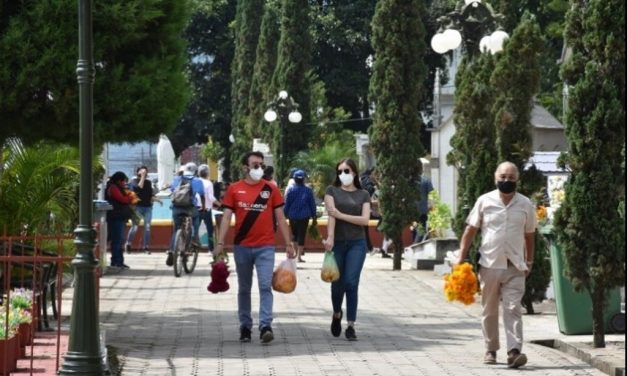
left=339, top=172, right=354, bottom=187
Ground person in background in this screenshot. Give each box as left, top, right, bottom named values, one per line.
left=166, top=162, right=205, bottom=266
left=455, top=161, right=536, bottom=368
left=263, top=165, right=279, bottom=188
left=413, top=162, right=434, bottom=242
left=198, top=164, right=219, bottom=252
left=284, top=167, right=298, bottom=196
left=104, top=171, right=134, bottom=269
left=125, top=166, right=161, bottom=254
left=323, top=158, right=371, bottom=341
left=284, top=169, right=316, bottom=263
left=213, top=151, right=296, bottom=344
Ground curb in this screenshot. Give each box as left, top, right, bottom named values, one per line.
left=532, top=339, right=625, bottom=376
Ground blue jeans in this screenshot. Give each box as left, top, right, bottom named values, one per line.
left=200, top=209, right=214, bottom=250
left=169, top=206, right=200, bottom=251
left=126, top=206, right=153, bottom=249
left=233, top=246, right=275, bottom=330
left=331, top=239, right=367, bottom=322
left=107, top=219, right=126, bottom=266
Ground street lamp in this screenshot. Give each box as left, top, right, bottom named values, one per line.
left=264, top=90, right=302, bottom=184
left=430, top=0, right=508, bottom=56
left=59, top=0, right=105, bottom=374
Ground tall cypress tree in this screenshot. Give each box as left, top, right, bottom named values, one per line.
left=369, top=0, right=427, bottom=270
left=491, top=13, right=550, bottom=313
left=448, top=53, right=498, bottom=237
left=554, top=0, right=625, bottom=348
left=230, top=0, right=264, bottom=177
left=248, top=0, right=281, bottom=140
left=270, top=0, right=312, bottom=185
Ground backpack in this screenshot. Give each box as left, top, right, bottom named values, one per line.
left=171, top=178, right=193, bottom=207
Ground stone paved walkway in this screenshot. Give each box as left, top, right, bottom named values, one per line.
left=61, top=252, right=622, bottom=376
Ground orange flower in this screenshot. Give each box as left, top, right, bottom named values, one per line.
left=125, top=189, right=140, bottom=205
left=443, top=262, right=479, bottom=305
left=536, top=205, right=547, bottom=221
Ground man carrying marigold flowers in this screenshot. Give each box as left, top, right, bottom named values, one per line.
left=455, top=162, right=537, bottom=369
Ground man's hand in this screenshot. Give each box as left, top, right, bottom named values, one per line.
left=212, top=244, right=225, bottom=259
left=286, top=242, right=297, bottom=259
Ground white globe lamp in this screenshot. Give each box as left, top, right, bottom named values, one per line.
left=264, top=109, right=277, bottom=122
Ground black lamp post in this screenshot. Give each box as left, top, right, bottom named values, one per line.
left=430, top=0, right=508, bottom=57
left=58, top=0, right=104, bottom=374
left=264, top=90, right=302, bottom=185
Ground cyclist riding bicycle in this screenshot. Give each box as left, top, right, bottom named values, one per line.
left=166, top=162, right=205, bottom=266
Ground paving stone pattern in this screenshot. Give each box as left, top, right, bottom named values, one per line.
left=68, top=253, right=617, bottom=376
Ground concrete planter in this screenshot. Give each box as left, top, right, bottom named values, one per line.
left=403, top=238, right=459, bottom=270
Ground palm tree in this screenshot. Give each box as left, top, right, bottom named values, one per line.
left=292, top=140, right=356, bottom=199
left=0, top=138, right=81, bottom=235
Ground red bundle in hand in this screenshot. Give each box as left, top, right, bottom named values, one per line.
left=207, top=255, right=230, bottom=294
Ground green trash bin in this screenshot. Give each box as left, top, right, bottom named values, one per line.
left=541, top=225, right=621, bottom=335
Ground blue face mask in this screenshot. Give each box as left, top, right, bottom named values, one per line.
left=497, top=180, right=516, bottom=194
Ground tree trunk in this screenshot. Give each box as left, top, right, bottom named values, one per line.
left=392, top=239, right=402, bottom=270
left=591, top=288, right=606, bottom=348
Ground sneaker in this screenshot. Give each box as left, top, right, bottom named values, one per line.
left=260, top=327, right=274, bottom=343
left=345, top=325, right=357, bottom=341
left=143, top=248, right=151, bottom=255
left=507, top=349, right=527, bottom=368
left=125, top=244, right=132, bottom=254
left=120, top=264, right=130, bottom=269
left=331, top=311, right=342, bottom=337
left=483, top=351, right=497, bottom=364
left=165, top=251, right=173, bottom=266
left=239, top=327, right=251, bottom=343
left=381, top=252, right=392, bottom=258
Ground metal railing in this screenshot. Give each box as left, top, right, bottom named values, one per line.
left=0, top=234, right=75, bottom=375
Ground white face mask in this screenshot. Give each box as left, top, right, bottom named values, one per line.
left=249, top=167, right=264, bottom=181
left=339, top=172, right=354, bottom=186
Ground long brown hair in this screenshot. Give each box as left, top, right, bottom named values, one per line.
left=333, top=158, right=362, bottom=189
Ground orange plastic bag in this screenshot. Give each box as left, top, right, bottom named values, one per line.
left=272, top=258, right=297, bottom=293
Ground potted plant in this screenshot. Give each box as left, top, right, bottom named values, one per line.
left=0, top=309, right=19, bottom=374
left=404, top=190, right=459, bottom=270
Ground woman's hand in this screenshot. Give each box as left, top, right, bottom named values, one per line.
left=322, top=238, right=334, bottom=252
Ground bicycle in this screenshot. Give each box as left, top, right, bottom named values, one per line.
left=172, top=213, right=199, bottom=277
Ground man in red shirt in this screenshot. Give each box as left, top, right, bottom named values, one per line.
left=214, top=151, right=296, bottom=344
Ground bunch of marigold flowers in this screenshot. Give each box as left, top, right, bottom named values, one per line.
left=444, top=262, right=479, bottom=305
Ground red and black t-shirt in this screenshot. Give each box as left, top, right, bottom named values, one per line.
left=222, top=179, right=284, bottom=246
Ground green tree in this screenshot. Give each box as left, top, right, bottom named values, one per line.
left=270, top=0, right=313, bottom=185
left=248, top=0, right=281, bottom=140
left=448, top=53, right=498, bottom=238
left=0, top=0, right=191, bottom=146
left=292, top=139, right=356, bottom=199
left=554, top=0, right=625, bottom=348
left=230, top=0, right=264, bottom=178
left=174, top=0, right=236, bottom=179
left=369, top=0, right=427, bottom=270
left=490, top=14, right=550, bottom=313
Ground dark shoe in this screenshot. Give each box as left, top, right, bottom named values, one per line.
left=345, top=325, right=357, bottom=341
left=165, top=251, right=173, bottom=266
left=298, top=258, right=306, bottom=263
left=120, top=264, right=130, bottom=269
left=381, top=252, right=391, bottom=258
left=143, top=248, right=151, bottom=255
left=125, top=244, right=131, bottom=254
left=239, top=327, right=251, bottom=343
left=484, top=351, right=497, bottom=364
left=507, top=349, right=527, bottom=368
left=260, top=326, right=274, bottom=343
left=331, top=311, right=342, bottom=337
